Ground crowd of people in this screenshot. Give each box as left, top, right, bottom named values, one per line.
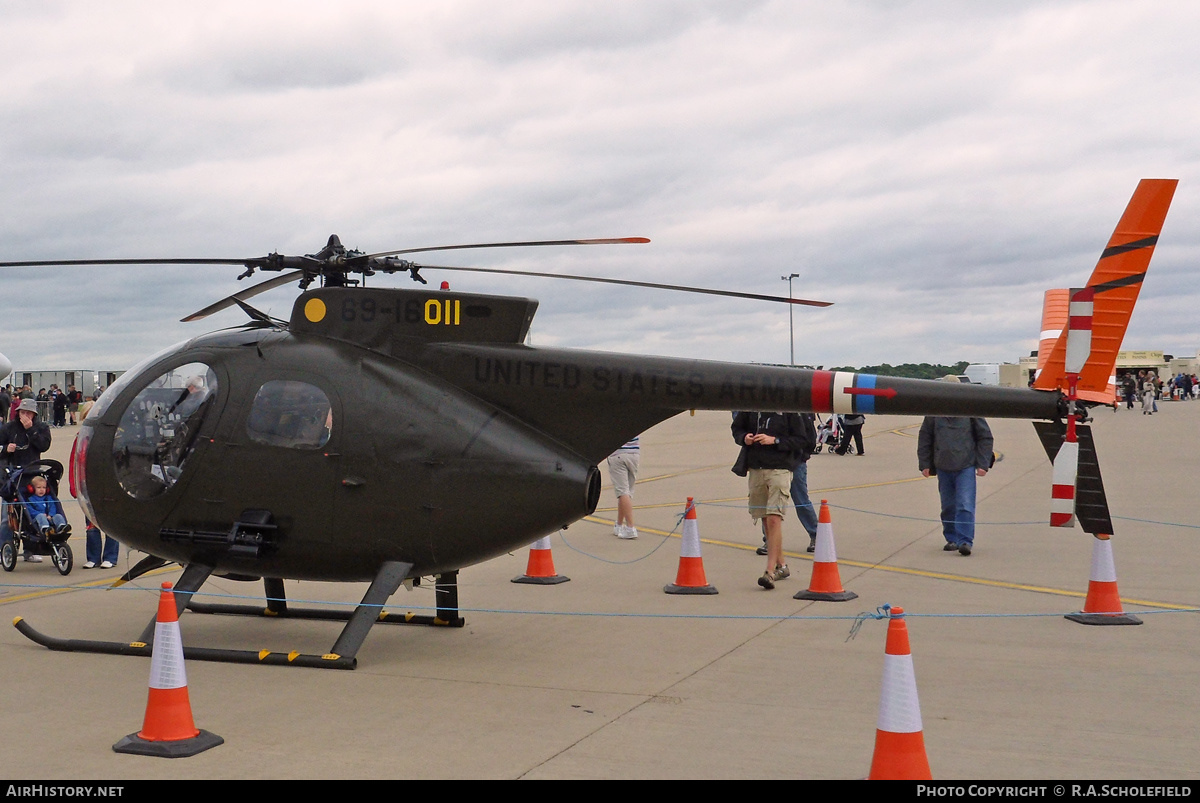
left=0, top=383, right=107, bottom=427
left=0, top=381, right=119, bottom=569
left=1119, top=370, right=1198, bottom=414
left=604, top=374, right=1004, bottom=589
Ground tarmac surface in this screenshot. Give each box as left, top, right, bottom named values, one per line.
left=1, top=401, right=1198, bottom=780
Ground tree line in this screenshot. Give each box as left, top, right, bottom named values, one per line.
left=824, top=361, right=970, bottom=380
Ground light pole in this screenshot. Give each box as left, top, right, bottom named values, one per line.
left=781, top=273, right=800, bottom=365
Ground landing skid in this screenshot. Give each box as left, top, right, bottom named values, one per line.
left=13, top=560, right=465, bottom=670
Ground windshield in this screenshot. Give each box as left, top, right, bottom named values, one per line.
left=112, top=362, right=218, bottom=500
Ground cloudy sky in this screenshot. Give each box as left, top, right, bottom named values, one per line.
left=2, top=1, right=1198, bottom=375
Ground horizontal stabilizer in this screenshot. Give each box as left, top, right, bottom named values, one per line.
left=1035, top=179, right=1177, bottom=396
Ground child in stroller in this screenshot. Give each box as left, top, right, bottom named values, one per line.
left=813, top=415, right=841, bottom=454
left=1, top=460, right=73, bottom=575
left=26, top=475, right=71, bottom=536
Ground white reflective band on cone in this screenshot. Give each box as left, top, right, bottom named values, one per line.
left=149, top=620, right=188, bottom=691
left=680, top=517, right=702, bottom=558
left=876, top=654, right=923, bottom=733
left=814, top=520, right=837, bottom=563
left=1090, top=538, right=1118, bottom=583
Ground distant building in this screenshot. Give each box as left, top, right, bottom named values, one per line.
left=1166, top=355, right=1199, bottom=378
left=1018, top=348, right=1198, bottom=384
left=1115, top=350, right=1169, bottom=380
left=96, top=371, right=125, bottom=393
left=965, top=363, right=1024, bottom=388
left=8, top=370, right=125, bottom=397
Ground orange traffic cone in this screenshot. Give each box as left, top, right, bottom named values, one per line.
left=113, top=583, right=223, bottom=757
left=1065, top=534, right=1141, bottom=625
left=794, top=500, right=857, bottom=601
left=868, top=606, right=932, bottom=780
left=664, top=498, right=717, bottom=595
left=512, top=536, right=570, bottom=584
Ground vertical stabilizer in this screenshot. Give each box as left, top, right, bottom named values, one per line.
left=1034, top=179, right=1177, bottom=395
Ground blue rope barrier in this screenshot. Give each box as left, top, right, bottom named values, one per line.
left=3, top=580, right=1196, bottom=621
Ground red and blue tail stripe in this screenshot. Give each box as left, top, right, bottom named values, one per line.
left=809, top=370, right=879, bottom=414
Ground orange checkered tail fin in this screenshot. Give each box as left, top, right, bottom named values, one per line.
left=1034, top=179, right=1178, bottom=397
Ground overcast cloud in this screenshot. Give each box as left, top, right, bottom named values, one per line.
left=3, top=1, right=1199, bottom=374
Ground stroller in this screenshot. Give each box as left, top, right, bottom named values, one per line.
left=1, top=460, right=73, bottom=575
left=813, top=415, right=841, bottom=454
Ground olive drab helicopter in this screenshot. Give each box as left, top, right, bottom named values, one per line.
left=0, top=178, right=1178, bottom=668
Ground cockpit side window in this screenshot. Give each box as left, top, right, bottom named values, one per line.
left=246, top=381, right=331, bottom=450
left=112, top=362, right=218, bottom=500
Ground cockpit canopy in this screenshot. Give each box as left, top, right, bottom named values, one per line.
left=112, top=362, right=217, bottom=500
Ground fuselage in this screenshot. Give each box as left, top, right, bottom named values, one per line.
left=73, top=286, right=1062, bottom=583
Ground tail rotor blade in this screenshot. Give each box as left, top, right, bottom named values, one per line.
left=1050, top=437, right=1079, bottom=528
left=1064, top=287, right=1094, bottom=376
left=1034, top=421, right=1113, bottom=534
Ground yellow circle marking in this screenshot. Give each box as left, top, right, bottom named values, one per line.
left=304, top=298, right=327, bottom=322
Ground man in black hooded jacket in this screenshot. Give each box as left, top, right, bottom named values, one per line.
left=732, top=411, right=813, bottom=589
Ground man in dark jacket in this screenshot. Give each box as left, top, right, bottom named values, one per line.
left=917, top=404, right=993, bottom=556
left=51, top=386, right=68, bottom=428
left=732, top=411, right=813, bottom=589
left=1, top=398, right=54, bottom=561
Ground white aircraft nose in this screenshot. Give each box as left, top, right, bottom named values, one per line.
left=0, top=352, right=11, bottom=382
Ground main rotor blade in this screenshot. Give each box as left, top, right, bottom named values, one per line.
left=414, top=264, right=833, bottom=307
left=364, top=237, right=650, bottom=259
left=181, top=270, right=305, bottom=322
left=0, top=258, right=249, bottom=268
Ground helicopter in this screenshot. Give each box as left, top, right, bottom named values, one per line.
left=0, top=178, right=1177, bottom=669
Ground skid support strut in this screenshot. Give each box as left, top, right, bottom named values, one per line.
left=12, top=559, right=473, bottom=669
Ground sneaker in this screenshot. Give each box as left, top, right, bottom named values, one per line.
left=23, top=554, right=43, bottom=563
left=758, top=572, right=775, bottom=590
left=56, top=523, right=71, bottom=535
left=82, top=561, right=96, bottom=569
left=617, top=525, right=638, bottom=540
left=755, top=545, right=768, bottom=556
left=958, top=543, right=972, bottom=556
left=943, top=542, right=959, bottom=551
left=613, top=523, right=622, bottom=536
left=100, top=561, right=115, bottom=569
left=773, top=564, right=790, bottom=581
left=807, top=535, right=816, bottom=553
